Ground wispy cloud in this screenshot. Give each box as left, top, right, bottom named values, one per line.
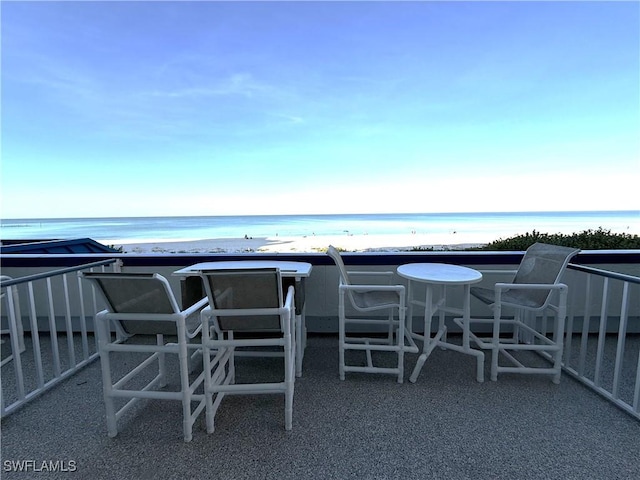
left=146, top=73, right=274, bottom=99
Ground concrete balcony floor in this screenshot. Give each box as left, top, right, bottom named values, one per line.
left=1, top=334, right=639, bottom=480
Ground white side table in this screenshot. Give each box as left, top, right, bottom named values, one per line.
left=397, top=263, right=485, bottom=383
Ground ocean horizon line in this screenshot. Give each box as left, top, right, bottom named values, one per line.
left=3, top=209, right=638, bottom=222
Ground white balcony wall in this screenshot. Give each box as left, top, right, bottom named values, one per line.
left=2, top=254, right=638, bottom=334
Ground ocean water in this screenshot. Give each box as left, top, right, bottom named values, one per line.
left=1, top=211, right=638, bottom=244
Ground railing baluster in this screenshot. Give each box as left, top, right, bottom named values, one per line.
left=6, top=286, right=26, bottom=401
left=46, top=277, right=62, bottom=377
left=578, top=274, right=592, bottom=376
left=77, top=273, right=90, bottom=361
left=27, top=282, right=45, bottom=389
left=611, top=282, right=630, bottom=399
left=634, top=348, right=640, bottom=413
left=594, top=277, right=609, bottom=387
left=62, top=274, right=77, bottom=368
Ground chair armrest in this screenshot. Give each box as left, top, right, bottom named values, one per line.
left=495, top=283, right=568, bottom=292
left=348, top=271, right=395, bottom=285
left=181, top=297, right=208, bottom=337
left=181, top=296, right=209, bottom=317
left=494, top=283, right=569, bottom=313
left=204, top=306, right=289, bottom=317
left=340, top=283, right=405, bottom=294
left=284, top=285, right=295, bottom=311
left=96, top=309, right=130, bottom=339
left=478, top=270, right=517, bottom=276
left=348, top=271, right=394, bottom=276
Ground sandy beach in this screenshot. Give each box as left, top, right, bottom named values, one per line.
left=107, top=232, right=490, bottom=254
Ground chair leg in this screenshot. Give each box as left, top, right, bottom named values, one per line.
left=203, top=351, right=217, bottom=434
left=157, top=334, right=167, bottom=388
left=205, top=360, right=224, bottom=435
left=295, top=313, right=304, bottom=377
left=298, top=311, right=308, bottom=382
left=188, top=348, right=202, bottom=374
left=397, top=307, right=405, bottom=384
left=490, top=308, right=501, bottom=382
left=285, top=395, right=293, bottom=430
left=208, top=365, right=228, bottom=434
left=102, top=354, right=118, bottom=437
left=97, top=317, right=118, bottom=437
left=177, top=324, right=193, bottom=442
left=551, top=311, right=566, bottom=384
left=552, top=355, right=562, bottom=384
left=201, top=316, right=215, bottom=434
left=203, top=330, right=233, bottom=435
left=284, top=330, right=294, bottom=430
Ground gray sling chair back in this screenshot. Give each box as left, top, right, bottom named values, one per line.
left=199, top=268, right=296, bottom=432
left=457, top=242, right=579, bottom=383
left=81, top=272, right=208, bottom=442
left=327, top=245, right=417, bottom=383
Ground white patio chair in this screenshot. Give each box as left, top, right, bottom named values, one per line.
left=200, top=268, right=296, bottom=432
left=81, top=272, right=208, bottom=442
left=327, top=245, right=415, bottom=383
left=458, top=242, right=579, bottom=383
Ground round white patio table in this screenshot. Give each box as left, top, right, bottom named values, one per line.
left=396, top=263, right=485, bottom=383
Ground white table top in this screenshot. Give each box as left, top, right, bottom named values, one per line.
left=397, top=263, right=482, bottom=285
left=173, top=260, right=312, bottom=278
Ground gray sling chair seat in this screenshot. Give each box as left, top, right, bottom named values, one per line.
left=81, top=272, right=208, bottom=442
left=455, top=242, right=580, bottom=383
left=199, top=268, right=296, bottom=432
left=327, top=246, right=417, bottom=383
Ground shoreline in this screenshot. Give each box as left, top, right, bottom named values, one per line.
left=106, top=232, right=490, bottom=254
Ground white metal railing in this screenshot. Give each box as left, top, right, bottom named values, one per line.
left=560, top=264, right=640, bottom=420
left=477, top=264, right=639, bottom=420
left=1, top=254, right=638, bottom=423
left=0, top=259, right=121, bottom=417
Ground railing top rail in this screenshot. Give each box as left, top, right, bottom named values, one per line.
left=1, top=249, right=639, bottom=269
left=0, top=258, right=119, bottom=287
left=567, top=263, right=640, bottom=285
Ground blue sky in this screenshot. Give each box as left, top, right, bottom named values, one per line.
left=1, top=0, right=639, bottom=219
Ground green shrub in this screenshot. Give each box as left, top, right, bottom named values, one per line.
left=479, top=228, right=640, bottom=251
